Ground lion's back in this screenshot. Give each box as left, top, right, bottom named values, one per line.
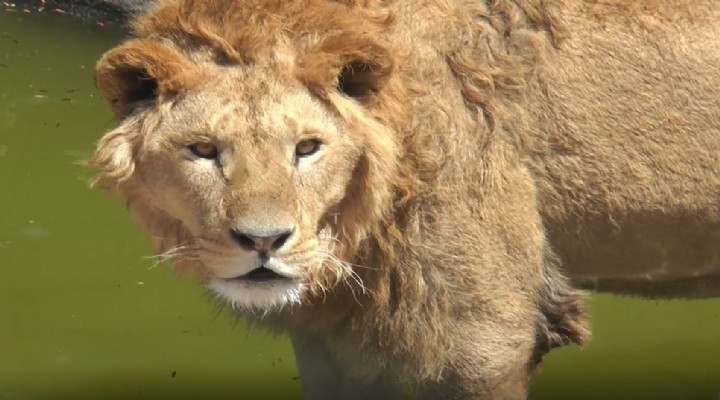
left=524, top=0, right=720, bottom=297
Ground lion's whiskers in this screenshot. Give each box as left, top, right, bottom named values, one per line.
left=319, top=231, right=376, bottom=271
left=314, top=250, right=373, bottom=307
left=145, top=243, right=201, bottom=269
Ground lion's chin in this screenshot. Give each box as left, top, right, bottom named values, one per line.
left=208, top=277, right=305, bottom=312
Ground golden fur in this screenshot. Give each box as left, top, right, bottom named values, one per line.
left=91, top=0, right=720, bottom=398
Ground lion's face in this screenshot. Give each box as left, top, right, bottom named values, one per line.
left=91, top=2, right=405, bottom=311
left=138, top=67, right=363, bottom=309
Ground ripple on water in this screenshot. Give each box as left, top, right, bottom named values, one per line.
left=19, top=221, right=50, bottom=240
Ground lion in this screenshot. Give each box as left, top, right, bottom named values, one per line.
left=89, top=0, right=720, bottom=398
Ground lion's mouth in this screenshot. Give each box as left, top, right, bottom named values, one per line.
left=225, top=266, right=292, bottom=283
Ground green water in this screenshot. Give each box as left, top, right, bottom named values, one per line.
left=0, top=10, right=718, bottom=400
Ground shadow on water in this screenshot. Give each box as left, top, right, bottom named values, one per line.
left=1, top=7, right=719, bottom=400
left=3, top=375, right=302, bottom=400
left=4, top=370, right=718, bottom=400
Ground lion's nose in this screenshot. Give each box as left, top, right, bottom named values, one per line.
left=229, top=228, right=293, bottom=253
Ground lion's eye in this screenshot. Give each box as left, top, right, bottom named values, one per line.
left=295, top=139, right=322, bottom=158
left=189, top=142, right=219, bottom=159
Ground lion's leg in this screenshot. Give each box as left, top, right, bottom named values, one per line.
left=290, top=333, right=406, bottom=400
left=413, top=320, right=537, bottom=400
left=413, top=164, right=588, bottom=399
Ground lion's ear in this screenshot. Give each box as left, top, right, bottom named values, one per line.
left=337, top=58, right=392, bottom=102
left=95, top=40, right=195, bottom=119
left=297, top=35, right=394, bottom=104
